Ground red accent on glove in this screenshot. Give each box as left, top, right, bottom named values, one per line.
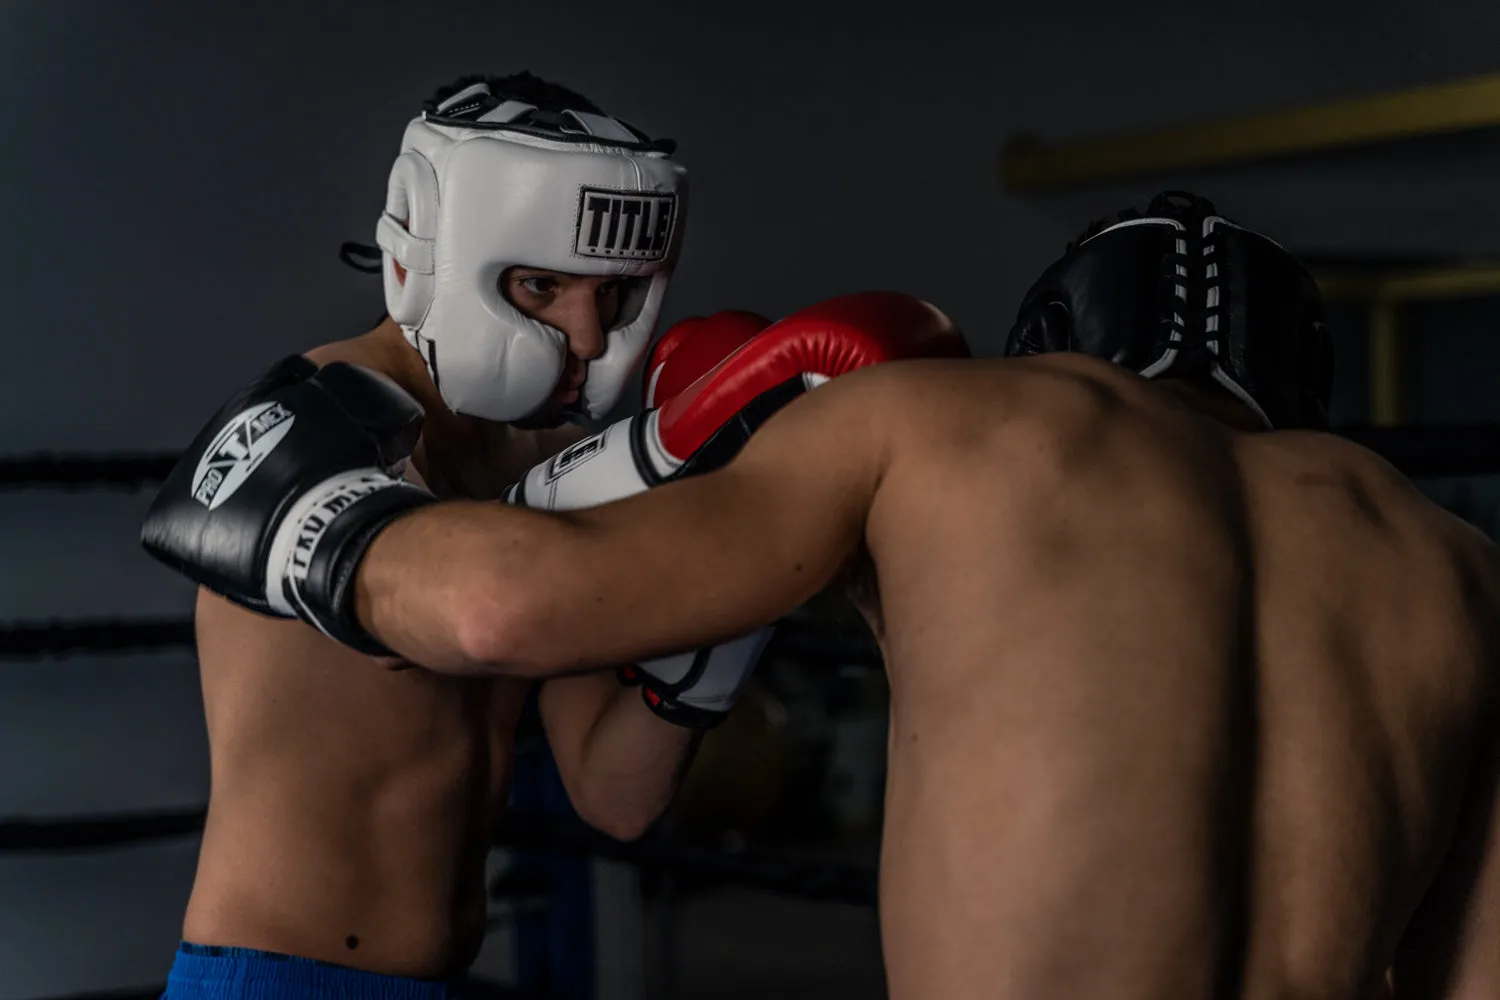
left=655, top=291, right=967, bottom=461
left=643, top=311, right=774, bottom=409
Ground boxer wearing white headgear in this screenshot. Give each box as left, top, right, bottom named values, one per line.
left=146, top=72, right=724, bottom=997
left=376, top=79, right=688, bottom=424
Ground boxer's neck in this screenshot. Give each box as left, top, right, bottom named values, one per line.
left=1157, top=377, right=1268, bottom=433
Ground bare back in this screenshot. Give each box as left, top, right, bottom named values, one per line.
left=863, top=356, right=1500, bottom=1000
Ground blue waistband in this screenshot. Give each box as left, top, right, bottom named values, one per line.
left=163, top=942, right=460, bottom=1000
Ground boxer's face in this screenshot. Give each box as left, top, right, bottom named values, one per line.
left=503, top=266, right=630, bottom=426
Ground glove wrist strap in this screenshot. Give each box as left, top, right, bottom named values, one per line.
left=266, top=469, right=435, bottom=655
left=638, top=682, right=730, bottom=729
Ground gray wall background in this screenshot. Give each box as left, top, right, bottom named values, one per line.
left=4, top=0, right=1500, bottom=995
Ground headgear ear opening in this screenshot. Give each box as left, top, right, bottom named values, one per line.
left=375, top=151, right=440, bottom=331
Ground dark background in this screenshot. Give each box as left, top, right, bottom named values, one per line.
left=4, top=0, right=1500, bottom=996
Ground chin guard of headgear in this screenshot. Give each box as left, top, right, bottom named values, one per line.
left=375, top=81, right=688, bottom=424
left=1004, top=191, right=1333, bottom=430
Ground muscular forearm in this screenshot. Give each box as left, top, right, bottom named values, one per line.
left=354, top=500, right=577, bottom=677
left=354, top=497, right=738, bottom=679
left=353, top=481, right=815, bottom=679
left=355, top=398, right=879, bottom=678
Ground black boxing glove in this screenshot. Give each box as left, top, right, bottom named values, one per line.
left=140, top=355, right=435, bottom=654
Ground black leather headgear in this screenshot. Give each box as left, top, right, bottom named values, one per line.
left=1004, top=192, right=1333, bottom=429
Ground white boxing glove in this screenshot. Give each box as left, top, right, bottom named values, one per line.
left=505, top=413, right=773, bottom=728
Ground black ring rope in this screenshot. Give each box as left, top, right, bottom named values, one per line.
left=0, top=807, right=206, bottom=851
left=4, top=424, right=1500, bottom=493
left=0, top=616, right=879, bottom=665
left=0, top=453, right=178, bottom=491
left=0, top=806, right=878, bottom=907
left=492, top=810, right=877, bottom=906
left=0, top=619, right=195, bottom=659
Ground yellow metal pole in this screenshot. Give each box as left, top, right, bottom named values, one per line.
left=1000, top=72, right=1500, bottom=192
left=1368, top=298, right=1404, bottom=427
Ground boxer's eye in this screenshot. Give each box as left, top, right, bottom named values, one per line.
left=516, top=276, right=559, bottom=296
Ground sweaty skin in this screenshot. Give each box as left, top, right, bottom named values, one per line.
left=357, top=354, right=1500, bottom=1000
left=186, top=313, right=697, bottom=978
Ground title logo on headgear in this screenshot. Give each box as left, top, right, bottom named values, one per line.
left=574, top=188, right=677, bottom=262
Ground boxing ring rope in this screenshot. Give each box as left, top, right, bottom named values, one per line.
left=0, top=615, right=880, bottom=666
left=8, top=423, right=1500, bottom=493
left=0, top=453, right=178, bottom=491
left=0, top=806, right=878, bottom=907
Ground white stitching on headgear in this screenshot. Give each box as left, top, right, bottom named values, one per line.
left=436, top=82, right=492, bottom=113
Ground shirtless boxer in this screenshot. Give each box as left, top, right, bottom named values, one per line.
left=155, top=73, right=784, bottom=998
left=145, top=192, right=1500, bottom=1000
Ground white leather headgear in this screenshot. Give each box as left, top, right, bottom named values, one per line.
left=375, top=82, right=688, bottom=423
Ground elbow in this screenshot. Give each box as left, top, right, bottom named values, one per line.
left=571, top=794, right=661, bottom=843
left=564, top=765, right=666, bottom=841
left=451, top=572, right=551, bottom=678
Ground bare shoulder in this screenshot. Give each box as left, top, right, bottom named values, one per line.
left=194, top=586, right=306, bottom=657
left=772, top=357, right=1000, bottom=442
left=733, top=358, right=957, bottom=472
left=303, top=330, right=390, bottom=371
left=1286, top=430, right=1496, bottom=547
left=1258, top=428, right=1500, bottom=628
left=195, top=586, right=386, bottom=673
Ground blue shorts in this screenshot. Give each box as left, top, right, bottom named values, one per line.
left=162, top=942, right=463, bottom=1000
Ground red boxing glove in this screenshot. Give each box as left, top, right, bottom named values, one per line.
left=643, top=310, right=773, bottom=410
left=655, top=290, right=968, bottom=468
left=506, top=290, right=967, bottom=509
